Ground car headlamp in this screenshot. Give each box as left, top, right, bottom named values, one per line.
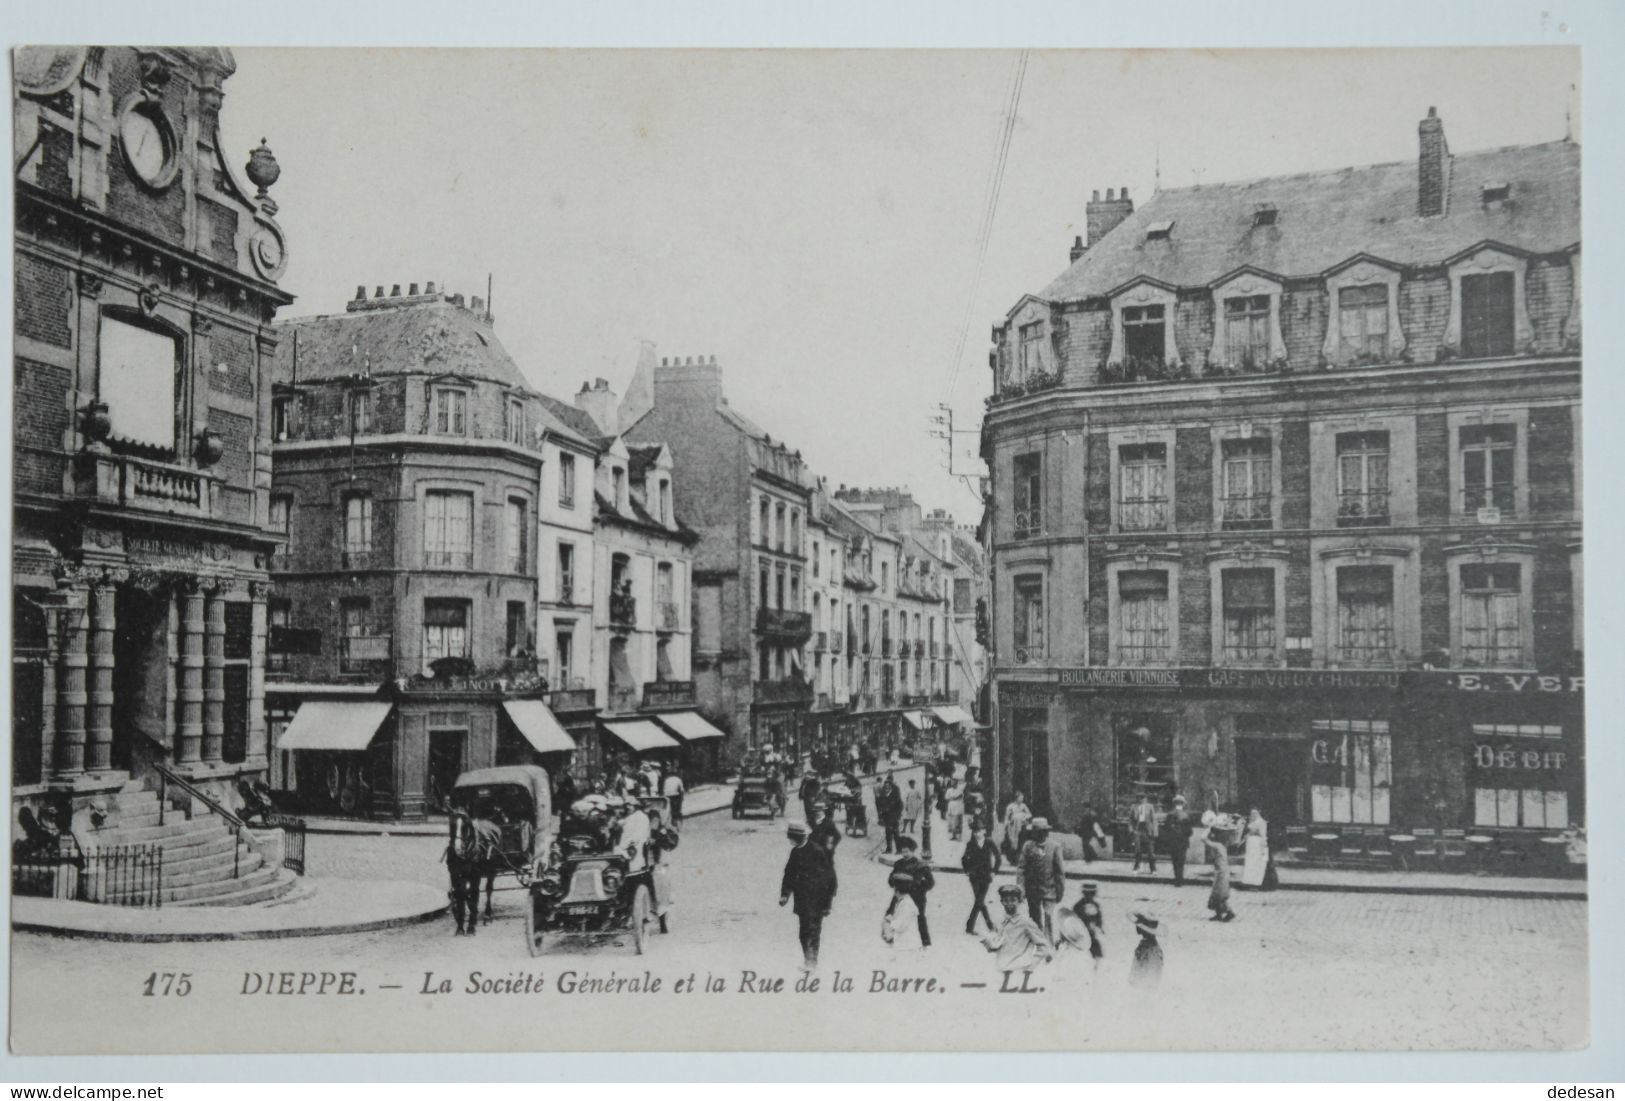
left=600, top=867, right=623, bottom=895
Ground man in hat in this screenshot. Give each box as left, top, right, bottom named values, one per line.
left=980, top=884, right=1052, bottom=981
left=1055, top=880, right=1106, bottom=969
left=961, top=819, right=1001, bottom=934
left=1128, top=912, right=1163, bottom=988
left=780, top=822, right=837, bottom=971
left=798, top=771, right=823, bottom=829
left=877, top=772, right=904, bottom=854
left=902, top=778, right=924, bottom=836
left=1131, top=792, right=1159, bottom=875
left=809, top=800, right=841, bottom=855
left=885, top=835, right=935, bottom=948
left=1165, top=794, right=1193, bottom=886
left=1019, top=816, right=1066, bottom=940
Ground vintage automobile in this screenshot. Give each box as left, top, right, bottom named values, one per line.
left=731, top=772, right=780, bottom=819
left=448, top=765, right=555, bottom=887
left=522, top=793, right=676, bottom=957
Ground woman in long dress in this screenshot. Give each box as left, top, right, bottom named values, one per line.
left=1002, top=792, right=1032, bottom=862
left=1202, top=812, right=1236, bottom=921
left=1241, top=808, right=1269, bottom=888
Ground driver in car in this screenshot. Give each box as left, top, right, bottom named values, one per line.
left=614, top=799, right=653, bottom=872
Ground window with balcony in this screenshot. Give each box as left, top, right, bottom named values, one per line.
left=759, top=560, right=770, bottom=609
left=505, top=398, right=525, bottom=445
left=1013, top=452, right=1041, bottom=539
left=267, top=601, right=290, bottom=673
left=1221, top=569, right=1276, bottom=665
left=1119, top=443, right=1169, bottom=532
left=610, top=553, right=635, bottom=626
left=506, top=601, right=529, bottom=658
left=348, top=389, right=372, bottom=435
left=1013, top=574, right=1045, bottom=660
left=1336, top=566, right=1394, bottom=665
left=423, top=491, right=473, bottom=569
left=98, top=314, right=180, bottom=451
left=1460, top=563, right=1523, bottom=667
left=343, top=493, right=372, bottom=566
left=340, top=598, right=382, bottom=674
left=1460, top=424, right=1516, bottom=513
left=1122, top=304, right=1165, bottom=363
left=422, top=599, right=470, bottom=668
left=1338, top=285, right=1390, bottom=361
left=558, top=452, right=576, bottom=509
left=433, top=387, right=467, bottom=436
left=557, top=542, right=576, bottom=603
left=1117, top=570, right=1170, bottom=664
left=1220, top=437, right=1272, bottom=530
left=555, top=628, right=574, bottom=688
left=505, top=497, right=528, bottom=573
left=1461, top=271, right=1516, bottom=358
left=1224, top=295, right=1272, bottom=369
left=657, top=562, right=677, bottom=630
left=1337, top=432, right=1390, bottom=527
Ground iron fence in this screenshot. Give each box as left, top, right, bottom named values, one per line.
left=264, top=814, right=307, bottom=875
left=12, top=837, right=164, bottom=908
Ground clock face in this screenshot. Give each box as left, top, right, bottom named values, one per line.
left=120, top=104, right=176, bottom=188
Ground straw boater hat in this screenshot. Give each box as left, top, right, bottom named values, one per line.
left=786, top=822, right=809, bottom=841
left=1200, top=810, right=1218, bottom=828
left=997, top=884, right=1023, bottom=901
left=1133, top=912, right=1160, bottom=935
left=1030, top=817, right=1051, bottom=832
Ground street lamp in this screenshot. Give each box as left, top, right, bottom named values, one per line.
left=921, top=747, right=933, bottom=863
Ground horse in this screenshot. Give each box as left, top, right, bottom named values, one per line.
left=444, top=810, right=505, bottom=935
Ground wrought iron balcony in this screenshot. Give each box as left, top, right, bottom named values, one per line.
left=1220, top=494, right=1273, bottom=530
left=610, top=592, right=637, bottom=628
left=556, top=581, right=576, bottom=605
left=755, top=676, right=814, bottom=705
left=656, top=601, right=681, bottom=631
left=608, top=686, right=640, bottom=714
left=1118, top=498, right=1169, bottom=532
left=340, top=634, right=391, bottom=675
left=549, top=687, right=596, bottom=712
left=424, top=549, right=473, bottom=569
left=1462, top=485, right=1516, bottom=515
left=755, top=608, right=812, bottom=641
left=1013, top=508, right=1042, bottom=539
left=1115, top=641, right=1171, bottom=664
left=1337, top=491, right=1391, bottom=528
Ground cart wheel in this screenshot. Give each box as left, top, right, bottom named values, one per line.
left=523, top=897, right=545, bottom=958
left=631, top=885, right=653, bottom=956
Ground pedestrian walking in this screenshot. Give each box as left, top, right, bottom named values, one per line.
left=809, top=801, right=841, bottom=855
left=1001, top=791, right=1032, bottom=863
left=979, top=885, right=1052, bottom=981
left=1128, top=912, right=1163, bottom=988
left=1164, top=795, right=1193, bottom=886
left=961, top=821, right=1000, bottom=934
left=1053, top=879, right=1106, bottom=969
left=877, top=773, right=904, bottom=854
left=1202, top=811, right=1237, bottom=922
left=902, top=779, right=924, bottom=835
left=554, top=770, right=579, bottom=817
left=884, top=836, right=935, bottom=948
left=779, top=822, right=837, bottom=972
left=1241, top=807, right=1274, bottom=890
left=964, top=785, right=986, bottom=834
left=797, top=771, right=823, bottom=828
left=945, top=779, right=966, bottom=841
left=1131, top=792, right=1159, bottom=874
left=662, top=769, right=686, bottom=825
left=1018, top=817, right=1066, bottom=941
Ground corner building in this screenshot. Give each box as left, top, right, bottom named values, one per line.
left=983, top=110, right=1582, bottom=846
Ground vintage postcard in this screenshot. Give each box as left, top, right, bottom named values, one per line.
left=8, top=44, right=1586, bottom=1055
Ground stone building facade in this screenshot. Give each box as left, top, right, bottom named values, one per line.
left=13, top=47, right=293, bottom=824
left=983, top=110, right=1582, bottom=843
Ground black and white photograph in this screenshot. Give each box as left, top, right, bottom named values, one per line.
left=5, top=28, right=1601, bottom=1062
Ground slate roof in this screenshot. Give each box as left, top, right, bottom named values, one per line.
left=536, top=394, right=608, bottom=448
left=1038, top=140, right=1579, bottom=303
left=593, top=491, right=699, bottom=544
left=274, top=300, right=531, bottom=388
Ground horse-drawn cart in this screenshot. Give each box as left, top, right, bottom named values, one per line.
left=445, top=765, right=554, bottom=935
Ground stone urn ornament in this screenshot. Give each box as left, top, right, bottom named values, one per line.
left=246, top=139, right=281, bottom=208
left=80, top=401, right=112, bottom=444
left=193, top=428, right=225, bottom=468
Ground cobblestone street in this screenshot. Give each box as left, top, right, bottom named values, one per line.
left=11, top=794, right=1588, bottom=1053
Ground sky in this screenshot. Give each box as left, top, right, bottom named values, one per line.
left=217, top=47, right=1579, bottom=522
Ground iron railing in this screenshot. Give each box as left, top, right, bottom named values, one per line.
left=12, top=836, right=164, bottom=908
left=1463, top=485, right=1516, bottom=513
left=1119, top=499, right=1169, bottom=532
left=1337, top=491, right=1391, bottom=527
left=1013, top=508, right=1042, bottom=539
left=1221, top=494, right=1273, bottom=529
left=263, top=815, right=307, bottom=875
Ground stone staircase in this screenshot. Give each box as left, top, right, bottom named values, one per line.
left=87, top=787, right=298, bottom=907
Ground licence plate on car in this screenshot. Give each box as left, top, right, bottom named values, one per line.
left=559, top=903, right=600, bottom=915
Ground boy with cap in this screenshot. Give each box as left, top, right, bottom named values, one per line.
left=980, top=884, right=1053, bottom=982
left=1129, top=912, right=1163, bottom=987
left=780, top=821, right=837, bottom=971
left=884, top=835, right=935, bottom=948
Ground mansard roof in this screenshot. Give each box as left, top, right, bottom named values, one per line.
left=1040, top=140, right=1579, bottom=303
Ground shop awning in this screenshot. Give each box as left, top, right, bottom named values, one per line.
left=932, top=705, right=973, bottom=726
left=501, top=701, right=578, bottom=754
left=602, top=719, right=680, bottom=753
left=275, top=701, right=392, bottom=752
left=654, top=710, right=726, bottom=742
left=902, top=710, right=930, bottom=730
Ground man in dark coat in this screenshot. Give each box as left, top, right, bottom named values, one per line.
left=877, top=773, right=904, bottom=854
left=780, top=822, right=837, bottom=971
left=809, top=801, right=841, bottom=855
left=1164, top=794, right=1194, bottom=886
left=1018, top=817, right=1066, bottom=941
left=798, top=771, right=823, bottom=827
left=961, top=820, right=1001, bottom=934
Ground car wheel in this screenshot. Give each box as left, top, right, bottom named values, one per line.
left=524, top=898, right=545, bottom=958
left=631, top=885, right=652, bottom=955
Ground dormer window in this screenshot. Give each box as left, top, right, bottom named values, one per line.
left=1122, top=306, right=1165, bottom=362
left=1480, top=181, right=1511, bottom=206
left=1018, top=321, right=1045, bottom=378
left=348, top=389, right=371, bottom=435
left=433, top=387, right=467, bottom=435
left=612, top=466, right=627, bottom=512
left=1107, top=283, right=1180, bottom=373
left=504, top=397, right=525, bottom=445
left=1145, top=220, right=1174, bottom=241
left=1252, top=204, right=1278, bottom=227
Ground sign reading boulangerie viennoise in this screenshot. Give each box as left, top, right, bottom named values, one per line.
left=9, top=43, right=1587, bottom=1058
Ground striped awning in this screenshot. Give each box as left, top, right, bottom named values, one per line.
left=502, top=701, right=578, bottom=754
left=932, top=705, right=973, bottom=726
left=653, top=710, right=726, bottom=742
left=901, top=710, right=930, bottom=730
left=275, top=701, right=392, bottom=752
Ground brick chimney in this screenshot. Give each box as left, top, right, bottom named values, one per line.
left=1069, top=235, right=1086, bottom=263
left=1086, top=187, right=1134, bottom=247
left=573, top=377, right=618, bottom=436
left=1419, top=106, right=1449, bottom=218
left=653, top=354, right=724, bottom=410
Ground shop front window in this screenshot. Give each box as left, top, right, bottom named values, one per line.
left=1113, top=714, right=1175, bottom=813
left=1470, top=723, right=1569, bottom=829
left=1309, top=719, right=1392, bottom=825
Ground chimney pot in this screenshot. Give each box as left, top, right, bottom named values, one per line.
left=1120, top=187, right=1128, bottom=198
left=391, top=284, right=401, bottom=297
left=1091, top=189, right=1100, bottom=202
left=710, top=354, right=717, bottom=364
left=409, top=283, right=419, bottom=296
left=374, top=286, right=385, bottom=298
left=1106, top=188, right=1115, bottom=200
left=426, top=281, right=436, bottom=294
left=354, top=285, right=366, bottom=300
left=1418, top=107, right=1448, bottom=217
left=661, top=357, right=668, bottom=366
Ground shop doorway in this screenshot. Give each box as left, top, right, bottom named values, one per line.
left=427, top=730, right=467, bottom=813
left=1235, top=737, right=1307, bottom=831
left=1011, top=708, right=1050, bottom=818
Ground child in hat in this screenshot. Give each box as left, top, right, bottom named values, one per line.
left=1052, top=881, right=1105, bottom=972
left=1128, top=912, right=1163, bottom=988
left=980, top=884, right=1052, bottom=981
